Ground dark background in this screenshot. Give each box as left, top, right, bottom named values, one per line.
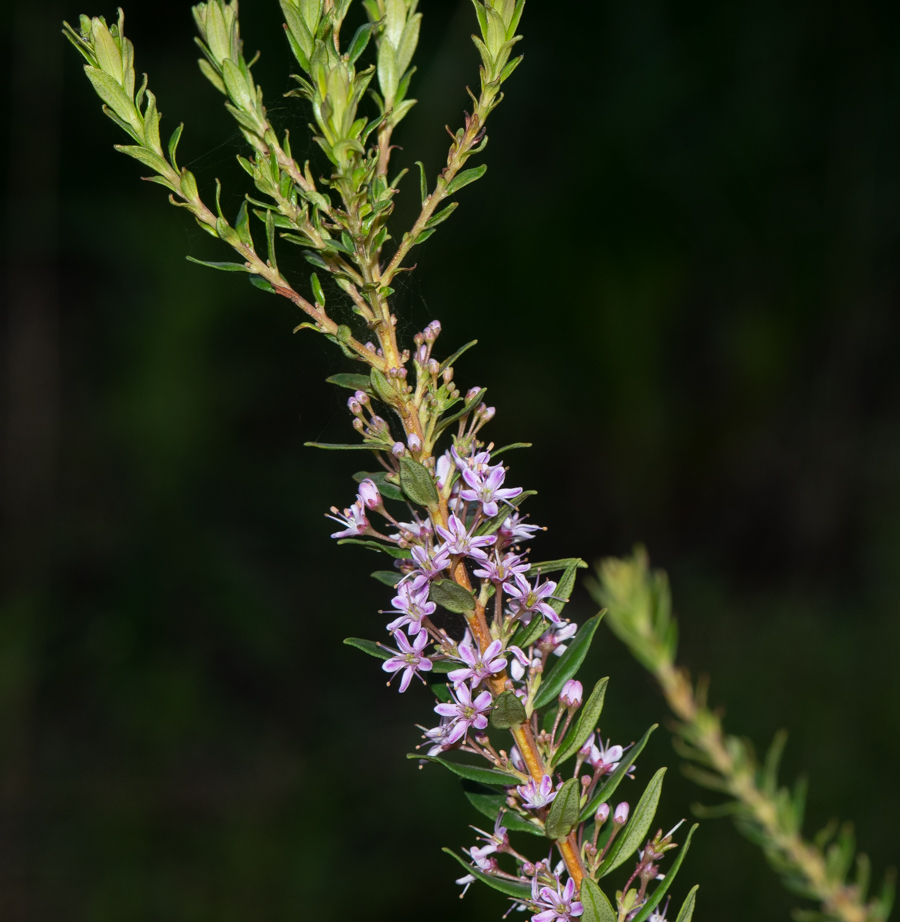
left=2, top=0, right=899, bottom=919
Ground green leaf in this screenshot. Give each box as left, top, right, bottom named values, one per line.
left=303, top=441, right=377, bottom=450
left=446, top=164, right=487, bottom=195
left=114, top=144, right=170, bottom=176
left=409, top=754, right=520, bottom=786
left=545, top=777, right=581, bottom=840
left=347, top=20, right=376, bottom=64
left=439, top=339, right=478, bottom=372
left=534, top=613, right=604, bottom=708
left=673, top=885, right=699, bottom=922
left=186, top=256, right=250, bottom=272
left=343, top=637, right=390, bottom=661
left=336, top=539, right=411, bottom=559
left=311, top=272, right=325, bottom=305
left=510, top=615, right=549, bottom=650
left=580, top=879, right=617, bottom=922
left=369, top=367, right=395, bottom=403
left=442, top=849, right=531, bottom=899
left=424, top=201, right=459, bottom=229
left=462, top=784, right=544, bottom=837
left=599, top=768, right=667, bottom=876
left=371, top=570, right=402, bottom=587
left=399, top=457, right=439, bottom=506
left=353, top=471, right=404, bottom=502
left=550, top=560, right=579, bottom=616
left=632, top=832, right=698, bottom=922
left=580, top=724, right=658, bottom=822
left=326, top=373, right=372, bottom=391
left=526, top=558, right=588, bottom=577
left=249, top=275, right=275, bottom=293
left=167, top=122, right=184, bottom=170
left=553, top=677, right=609, bottom=767
left=491, top=690, right=527, bottom=729
left=490, top=442, right=532, bottom=458
left=430, top=579, right=476, bottom=613
left=416, top=160, right=428, bottom=203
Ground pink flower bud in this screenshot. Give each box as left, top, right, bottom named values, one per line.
left=416, top=345, right=428, bottom=365
left=442, top=367, right=454, bottom=384
left=614, top=802, right=630, bottom=825
left=353, top=389, right=369, bottom=405
left=595, top=803, right=610, bottom=824
left=427, top=358, right=440, bottom=375
left=392, top=442, right=406, bottom=457
left=408, top=433, right=422, bottom=453
left=559, top=679, right=583, bottom=709
left=424, top=321, right=441, bottom=342
left=466, top=387, right=481, bottom=401
left=358, top=479, right=381, bottom=510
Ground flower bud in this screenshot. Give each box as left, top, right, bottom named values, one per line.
left=595, top=803, right=610, bottom=825
left=352, top=418, right=364, bottom=432
left=416, top=345, right=429, bottom=365
left=424, top=320, right=441, bottom=342
left=348, top=398, right=362, bottom=416
left=427, top=358, right=440, bottom=376
left=442, top=367, right=454, bottom=384
left=481, top=406, right=496, bottom=422
left=408, top=433, right=422, bottom=453
left=559, top=679, right=583, bottom=709
left=414, top=332, right=425, bottom=346
left=358, top=479, right=381, bottom=510
left=354, top=390, right=370, bottom=405
left=614, top=802, right=630, bottom=825
left=391, top=441, right=406, bottom=457
left=466, top=386, right=481, bottom=401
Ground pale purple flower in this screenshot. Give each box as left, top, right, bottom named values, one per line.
left=559, top=679, right=583, bottom=709
left=499, top=512, right=542, bottom=544
left=451, top=445, right=492, bottom=474
left=385, top=580, right=437, bottom=635
left=408, top=542, right=451, bottom=580
left=357, top=478, right=381, bottom=510
left=407, top=432, right=422, bottom=453
left=326, top=500, right=370, bottom=539
left=422, top=718, right=454, bottom=755
left=587, top=736, right=624, bottom=774
left=473, top=551, right=529, bottom=583
left=456, top=873, right=476, bottom=896
left=435, top=514, right=496, bottom=561
left=595, top=803, right=610, bottom=824
left=435, top=452, right=455, bottom=490
left=459, top=464, right=523, bottom=517
left=448, top=639, right=507, bottom=687
left=391, top=441, right=406, bottom=457
left=382, top=630, right=433, bottom=692
left=396, top=516, right=433, bottom=540
left=517, top=774, right=557, bottom=810
left=509, top=645, right=530, bottom=681
left=434, top=682, right=493, bottom=745
left=531, top=875, right=583, bottom=922
left=542, top=621, right=578, bottom=654
left=614, top=802, right=630, bottom=824
left=506, top=573, right=560, bottom=624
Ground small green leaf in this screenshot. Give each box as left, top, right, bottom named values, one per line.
left=599, top=768, right=667, bottom=876
left=343, top=637, right=390, bottom=661
left=526, top=558, right=588, bottom=577
left=168, top=122, right=184, bottom=170
left=550, top=560, right=579, bottom=616
left=553, top=677, right=609, bottom=767
left=534, top=613, right=604, bottom=708
left=424, top=201, right=459, bottom=229
left=430, top=578, right=476, bottom=613
left=347, top=20, right=376, bottom=64
left=186, top=256, right=250, bottom=272
left=581, top=724, right=658, bottom=822
left=399, top=457, right=439, bottom=506
left=439, top=339, right=478, bottom=372
left=409, top=754, right=521, bottom=786
left=673, top=885, right=699, bottom=922
left=631, top=832, right=698, bottom=922
left=336, top=538, right=412, bottom=559
left=311, top=272, right=325, bottom=305
left=304, top=441, right=377, bottom=450
left=326, top=373, right=372, bottom=391
left=416, top=160, right=428, bottom=203
left=115, top=144, right=169, bottom=175
left=580, top=879, right=617, bottom=922
left=446, top=163, right=487, bottom=195
left=545, top=777, right=581, bottom=840
left=371, top=570, right=401, bottom=587
left=442, top=849, right=531, bottom=898
left=491, top=690, right=527, bottom=729
left=249, top=275, right=275, bottom=293
left=490, top=442, right=532, bottom=458
left=370, top=367, right=395, bottom=403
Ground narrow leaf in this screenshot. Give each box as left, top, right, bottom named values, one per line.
left=527, top=558, right=588, bottom=577
left=409, top=754, right=521, bottom=786
left=599, top=768, right=667, bottom=876
left=304, top=441, right=377, bottom=450
left=325, top=373, right=372, bottom=391
left=491, top=442, right=532, bottom=458
left=550, top=560, right=579, bottom=616
left=553, top=677, right=609, bottom=767
left=442, top=849, right=531, bottom=899
left=534, top=613, right=604, bottom=708
left=446, top=164, right=487, bottom=195
left=186, top=256, right=249, bottom=272
left=631, top=830, right=699, bottom=922
left=343, top=637, right=390, bottom=661
left=371, top=570, right=401, bottom=587
left=674, top=885, right=699, bottom=922
left=510, top=615, right=548, bottom=650
left=439, top=338, right=478, bottom=372
left=336, top=538, right=411, bottom=559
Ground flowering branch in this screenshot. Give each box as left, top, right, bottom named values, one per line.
left=63, top=3, right=701, bottom=920
left=592, top=548, right=895, bottom=922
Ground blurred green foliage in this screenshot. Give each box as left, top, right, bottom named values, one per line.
left=2, top=0, right=900, bottom=919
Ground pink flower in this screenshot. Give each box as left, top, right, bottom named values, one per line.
left=448, top=639, right=507, bottom=687
left=435, top=514, right=496, bottom=561
left=559, top=679, right=583, bottom=709
left=459, top=463, right=523, bottom=517
left=326, top=500, right=369, bottom=538
left=506, top=573, right=560, bottom=624
left=433, top=682, right=493, bottom=745
left=530, top=875, right=583, bottom=922
left=517, top=774, right=557, bottom=810
left=382, top=630, right=433, bottom=692
left=357, top=479, right=381, bottom=510
left=385, top=580, right=437, bottom=635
